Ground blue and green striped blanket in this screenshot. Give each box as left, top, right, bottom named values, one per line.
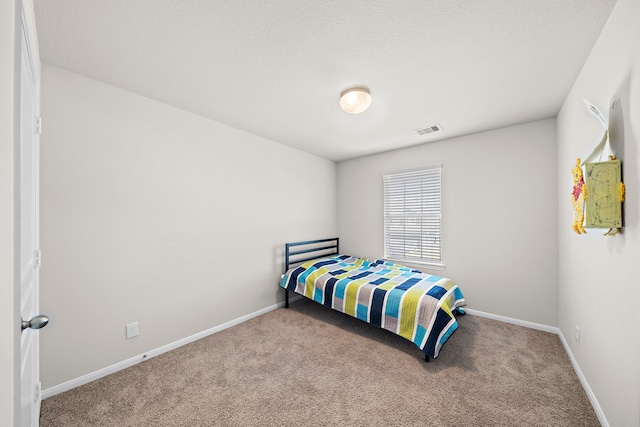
left=280, top=255, right=466, bottom=359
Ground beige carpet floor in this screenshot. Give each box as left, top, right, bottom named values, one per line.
left=41, top=298, right=600, bottom=426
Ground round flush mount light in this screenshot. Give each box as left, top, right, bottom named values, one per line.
left=339, top=86, right=372, bottom=114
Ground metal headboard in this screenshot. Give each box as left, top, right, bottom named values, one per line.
left=284, top=237, right=340, bottom=273
left=283, top=237, right=339, bottom=308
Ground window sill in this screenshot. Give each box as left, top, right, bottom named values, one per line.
left=385, top=258, right=445, bottom=271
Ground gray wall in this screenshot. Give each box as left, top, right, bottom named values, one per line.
left=557, top=0, right=640, bottom=424
left=39, top=65, right=337, bottom=389
left=337, top=119, right=559, bottom=327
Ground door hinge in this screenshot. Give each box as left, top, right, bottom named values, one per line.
left=36, top=116, right=42, bottom=135
left=34, top=249, right=41, bottom=268
left=35, top=382, right=41, bottom=402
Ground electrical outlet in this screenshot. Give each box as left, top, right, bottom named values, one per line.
left=575, top=326, right=580, bottom=344
left=126, top=321, right=139, bottom=339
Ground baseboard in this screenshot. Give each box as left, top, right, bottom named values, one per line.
left=466, top=308, right=607, bottom=426
left=42, top=300, right=287, bottom=399
left=557, top=331, right=609, bottom=427
left=463, top=308, right=559, bottom=334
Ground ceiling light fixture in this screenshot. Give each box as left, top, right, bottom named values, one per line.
left=339, top=86, right=372, bottom=114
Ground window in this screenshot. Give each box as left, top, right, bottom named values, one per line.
left=383, top=165, right=442, bottom=267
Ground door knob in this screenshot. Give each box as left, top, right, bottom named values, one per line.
left=21, top=315, right=49, bottom=332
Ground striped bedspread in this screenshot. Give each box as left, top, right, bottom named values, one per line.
left=280, top=255, right=466, bottom=359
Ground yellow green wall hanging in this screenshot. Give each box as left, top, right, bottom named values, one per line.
left=585, top=156, right=624, bottom=235
left=573, top=98, right=625, bottom=236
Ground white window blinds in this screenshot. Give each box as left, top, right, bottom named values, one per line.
left=383, top=165, right=442, bottom=266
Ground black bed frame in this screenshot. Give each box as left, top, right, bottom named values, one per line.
left=283, top=237, right=339, bottom=309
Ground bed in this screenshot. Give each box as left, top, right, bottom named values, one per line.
left=280, top=238, right=466, bottom=361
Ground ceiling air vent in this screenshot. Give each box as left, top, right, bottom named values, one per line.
left=415, top=124, right=442, bottom=135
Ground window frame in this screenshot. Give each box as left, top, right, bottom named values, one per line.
left=382, top=164, right=444, bottom=269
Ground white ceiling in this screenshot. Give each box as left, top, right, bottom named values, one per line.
left=33, top=0, right=617, bottom=161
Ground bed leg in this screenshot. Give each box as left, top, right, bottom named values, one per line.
left=285, top=290, right=289, bottom=309
left=425, top=354, right=430, bottom=363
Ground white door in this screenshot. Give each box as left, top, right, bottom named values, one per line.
left=19, top=9, right=44, bottom=427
